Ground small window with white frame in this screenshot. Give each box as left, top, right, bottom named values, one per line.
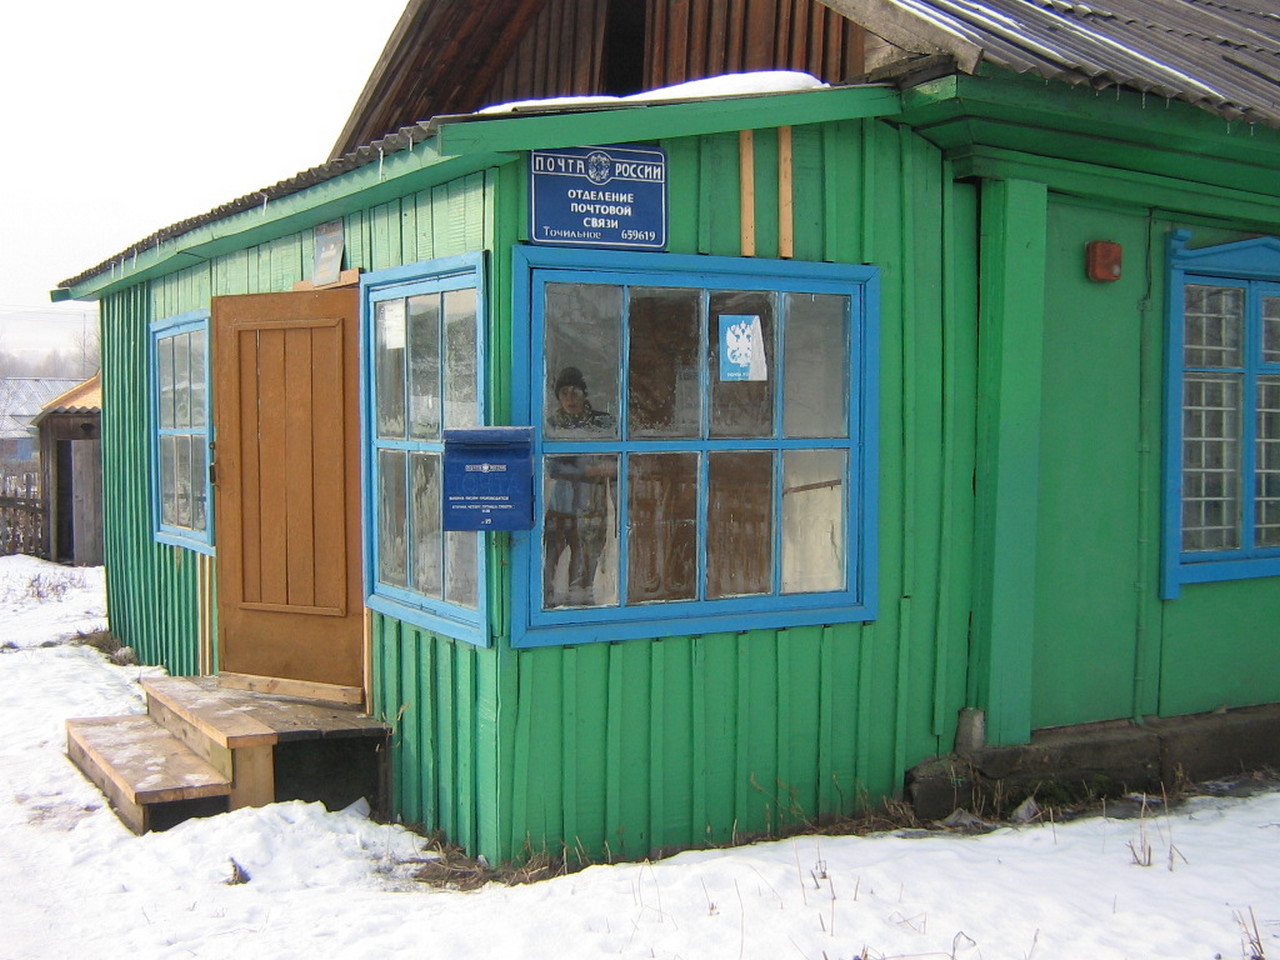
left=1163, top=230, right=1280, bottom=597
left=512, top=246, right=879, bottom=647
left=361, top=253, right=489, bottom=644
left=149, top=309, right=212, bottom=552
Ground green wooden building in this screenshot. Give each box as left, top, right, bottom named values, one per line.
left=55, top=0, right=1280, bottom=859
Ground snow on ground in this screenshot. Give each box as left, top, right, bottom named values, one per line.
left=0, top=554, right=1277, bottom=959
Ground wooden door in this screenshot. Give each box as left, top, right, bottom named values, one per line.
left=212, top=289, right=363, bottom=694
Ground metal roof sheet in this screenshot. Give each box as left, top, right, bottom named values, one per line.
left=863, top=0, right=1280, bottom=125
left=0, top=378, right=83, bottom=439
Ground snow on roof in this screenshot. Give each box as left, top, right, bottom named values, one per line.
left=0, top=378, right=84, bottom=439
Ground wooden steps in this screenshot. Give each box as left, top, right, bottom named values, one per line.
left=66, top=674, right=388, bottom=834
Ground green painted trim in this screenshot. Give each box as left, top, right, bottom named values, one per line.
left=903, top=72, right=1280, bottom=175
left=972, top=178, right=1048, bottom=747
left=958, top=148, right=1280, bottom=225
left=435, top=87, right=902, bottom=156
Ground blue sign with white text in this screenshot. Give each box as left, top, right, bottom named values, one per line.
left=530, top=145, right=667, bottom=250
left=442, top=427, right=535, bottom=531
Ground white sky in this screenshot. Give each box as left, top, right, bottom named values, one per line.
left=0, top=1, right=409, bottom=357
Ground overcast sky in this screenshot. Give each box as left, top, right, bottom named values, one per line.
left=0, top=1, right=408, bottom=357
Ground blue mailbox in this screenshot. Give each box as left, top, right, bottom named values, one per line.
left=442, top=427, right=535, bottom=531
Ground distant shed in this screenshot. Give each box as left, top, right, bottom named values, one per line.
left=32, top=374, right=103, bottom=565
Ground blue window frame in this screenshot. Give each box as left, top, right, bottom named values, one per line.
left=360, top=253, right=489, bottom=645
left=1163, top=230, right=1280, bottom=598
left=512, top=246, right=879, bottom=647
left=149, top=309, right=212, bottom=553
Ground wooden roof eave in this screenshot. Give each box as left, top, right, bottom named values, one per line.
left=54, top=84, right=903, bottom=303
left=53, top=143, right=518, bottom=303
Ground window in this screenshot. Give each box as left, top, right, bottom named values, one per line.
left=512, top=247, right=878, bottom=647
left=150, top=310, right=212, bottom=552
left=361, top=254, right=488, bottom=644
left=1163, top=231, right=1280, bottom=597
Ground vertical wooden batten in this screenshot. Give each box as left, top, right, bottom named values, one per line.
left=778, top=125, right=795, bottom=258
left=739, top=129, right=757, bottom=257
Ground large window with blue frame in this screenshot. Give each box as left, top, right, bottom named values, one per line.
left=1163, top=231, right=1280, bottom=597
left=150, top=309, right=212, bottom=553
left=512, top=247, right=878, bottom=647
left=361, top=253, right=488, bottom=644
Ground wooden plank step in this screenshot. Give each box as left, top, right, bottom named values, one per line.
left=142, top=676, right=278, bottom=750
left=66, top=715, right=230, bottom=833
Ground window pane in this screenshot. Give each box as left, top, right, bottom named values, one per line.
left=784, top=294, right=850, bottom=438
left=410, top=452, right=442, bottom=597
left=159, top=434, right=176, bottom=526
left=444, top=288, right=478, bottom=430
left=407, top=294, right=441, bottom=440
left=782, top=450, right=845, bottom=593
left=189, top=332, right=206, bottom=428
left=707, top=451, right=773, bottom=597
left=1257, top=375, right=1280, bottom=548
left=543, top=453, right=618, bottom=608
left=710, top=291, right=775, bottom=438
left=445, top=531, right=479, bottom=608
left=545, top=283, right=621, bottom=440
left=627, top=452, right=698, bottom=602
left=1184, top=285, right=1243, bottom=368
left=1265, top=295, right=1280, bottom=365
left=375, top=299, right=407, bottom=439
left=174, top=434, right=192, bottom=529
left=1182, top=373, right=1241, bottom=551
left=158, top=336, right=175, bottom=430
left=628, top=287, right=701, bottom=438
left=378, top=449, right=408, bottom=587
left=173, top=332, right=191, bottom=429
left=191, top=437, right=208, bottom=533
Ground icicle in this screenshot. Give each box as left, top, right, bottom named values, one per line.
left=1141, top=90, right=1147, bottom=109
left=261, top=193, right=269, bottom=216
left=378, top=147, right=385, bottom=181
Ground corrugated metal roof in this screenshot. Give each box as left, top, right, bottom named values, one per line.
left=851, top=0, right=1280, bottom=125
left=31, top=374, right=101, bottom=427
left=0, top=378, right=83, bottom=439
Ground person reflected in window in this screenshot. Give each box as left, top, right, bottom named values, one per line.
left=545, top=367, right=615, bottom=607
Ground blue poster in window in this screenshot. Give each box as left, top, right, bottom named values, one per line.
left=530, top=145, right=666, bottom=250
left=719, top=314, right=768, bottom=381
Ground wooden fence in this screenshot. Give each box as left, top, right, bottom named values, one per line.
left=0, top=496, right=47, bottom=559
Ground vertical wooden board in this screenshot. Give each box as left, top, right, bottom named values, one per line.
left=236, top=329, right=263, bottom=604
left=343, top=211, right=368, bottom=273
left=705, top=0, right=728, bottom=75
left=268, top=235, right=303, bottom=291
left=697, top=632, right=738, bottom=844
left=254, top=328, right=289, bottom=605
left=399, top=630, right=422, bottom=825
left=822, top=121, right=862, bottom=262
left=472, top=639, right=504, bottom=860
left=698, top=134, right=742, bottom=257
left=782, top=625, right=823, bottom=819
left=524, top=649, right=565, bottom=851
left=662, top=137, right=701, bottom=255
left=789, top=124, right=825, bottom=261
left=310, top=323, right=347, bottom=610
left=744, top=0, right=778, bottom=69
left=752, top=127, right=780, bottom=260
left=283, top=328, right=316, bottom=608
left=377, top=618, right=401, bottom=807
left=399, top=195, right=418, bottom=265
left=454, top=649, right=477, bottom=853
left=687, top=0, right=711, bottom=80
left=371, top=201, right=403, bottom=272
left=568, top=643, right=608, bottom=860
left=214, top=249, right=252, bottom=297
left=414, top=189, right=437, bottom=263
left=612, top=642, right=652, bottom=859
left=462, top=173, right=488, bottom=253
left=739, top=630, right=778, bottom=833
left=662, top=637, right=697, bottom=848
left=434, top=641, right=458, bottom=839
left=667, top=0, right=691, bottom=83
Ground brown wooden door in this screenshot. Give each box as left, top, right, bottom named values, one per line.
left=212, top=289, right=363, bottom=691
